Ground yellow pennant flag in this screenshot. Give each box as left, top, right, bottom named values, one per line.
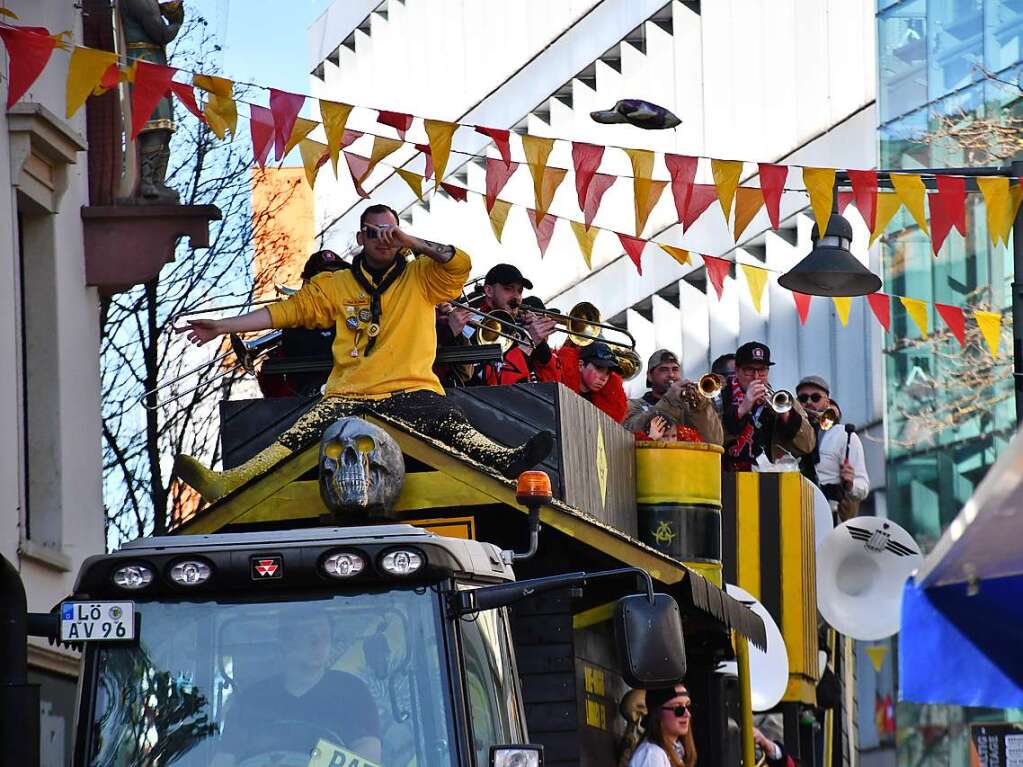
left=284, top=117, right=319, bottom=157
left=711, top=159, right=743, bottom=220
left=522, top=135, right=556, bottom=219
left=891, top=173, right=929, bottom=235
left=298, top=138, right=328, bottom=188
left=733, top=187, right=765, bottom=241
left=977, top=176, right=1010, bottom=246
left=659, top=244, right=690, bottom=266
left=900, top=296, right=929, bottom=339
left=488, top=198, right=512, bottom=242
left=396, top=168, right=424, bottom=200
left=974, top=310, right=1002, bottom=356
left=866, top=645, right=888, bottom=673
left=424, top=119, right=457, bottom=188
left=802, top=167, right=836, bottom=240
left=319, top=100, right=353, bottom=175
left=869, top=193, right=902, bottom=245
left=634, top=180, right=667, bottom=237
left=569, top=220, right=600, bottom=269
left=1004, top=184, right=1023, bottom=247
left=194, top=74, right=237, bottom=139
left=832, top=296, right=852, bottom=326
left=362, top=136, right=403, bottom=181
left=66, top=46, right=117, bottom=118
left=535, top=166, right=568, bottom=223
left=625, top=148, right=657, bottom=235
left=741, top=264, right=769, bottom=314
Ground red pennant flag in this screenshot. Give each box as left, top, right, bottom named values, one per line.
left=377, top=109, right=413, bottom=140
left=665, top=153, right=698, bottom=224
left=414, top=143, right=434, bottom=180
left=935, top=303, right=966, bottom=346
left=792, top=291, right=812, bottom=325
left=703, top=255, right=731, bottom=300
left=484, top=157, right=518, bottom=212
left=838, top=191, right=854, bottom=213
left=342, top=129, right=363, bottom=147
left=583, top=173, right=616, bottom=229
left=847, top=169, right=878, bottom=231
left=475, top=126, right=512, bottom=167
left=268, top=88, right=304, bottom=161
left=527, top=209, right=557, bottom=257
left=572, top=142, right=605, bottom=211
left=249, top=104, right=275, bottom=168
left=758, top=163, right=788, bottom=229
left=441, top=182, right=467, bottom=202
left=683, top=184, right=719, bottom=230
left=131, top=60, right=176, bottom=139
left=169, top=81, right=204, bottom=123
left=929, top=176, right=967, bottom=255
left=0, top=26, right=60, bottom=108
left=343, top=152, right=371, bottom=198
left=617, top=232, right=646, bottom=275
left=98, top=62, right=121, bottom=91
left=866, top=292, right=891, bottom=332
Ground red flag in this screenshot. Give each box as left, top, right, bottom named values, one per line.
left=342, top=129, right=363, bottom=147
left=935, top=303, right=966, bottom=346
left=617, top=232, right=646, bottom=275
left=343, top=152, right=371, bottom=198
left=665, top=154, right=698, bottom=224
left=131, top=60, right=176, bottom=139
left=170, top=81, right=204, bottom=123
left=838, top=191, right=855, bottom=213
left=0, top=26, right=60, bottom=108
left=683, top=184, right=719, bottom=230
left=99, top=62, right=121, bottom=91
left=527, top=209, right=557, bottom=257
left=703, top=255, right=731, bottom=299
left=929, top=176, right=967, bottom=255
left=249, top=104, right=274, bottom=168
left=377, top=109, right=413, bottom=139
left=583, top=173, right=615, bottom=229
left=268, top=88, right=304, bottom=161
left=475, top=126, right=512, bottom=167
left=572, top=142, right=605, bottom=211
left=792, top=291, right=812, bottom=325
left=484, top=157, right=518, bottom=212
left=758, top=163, right=788, bottom=229
left=441, top=182, right=467, bottom=202
left=866, top=292, right=891, bottom=332
left=847, top=169, right=878, bottom=231
left=414, top=142, right=434, bottom=180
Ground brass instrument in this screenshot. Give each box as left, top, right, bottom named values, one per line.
left=764, top=384, right=794, bottom=414
left=681, top=373, right=725, bottom=409
left=815, top=406, right=840, bottom=431
left=526, top=301, right=641, bottom=380
left=171, top=283, right=299, bottom=330
left=446, top=300, right=531, bottom=355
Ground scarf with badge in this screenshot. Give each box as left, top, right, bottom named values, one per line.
left=350, top=251, right=407, bottom=356
left=726, top=374, right=758, bottom=468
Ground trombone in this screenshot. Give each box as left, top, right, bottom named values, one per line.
left=445, top=300, right=531, bottom=355
left=170, top=284, right=299, bottom=330
left=523, top=301, right=637, bottom=351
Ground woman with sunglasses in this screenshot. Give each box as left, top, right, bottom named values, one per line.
left=628, top=685, right=697, bottom=767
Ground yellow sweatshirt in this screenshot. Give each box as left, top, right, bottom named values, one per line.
left=267, top=248, right=470, bottom=398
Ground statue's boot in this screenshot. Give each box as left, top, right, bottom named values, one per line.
left=174, top=442, right=292, bottom=503
left=138, top=131, right=179, bottom=203
left=151, top=142, right=180, bottom=202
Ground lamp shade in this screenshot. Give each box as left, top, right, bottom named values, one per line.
left=778, top=214, right=882, bottom=297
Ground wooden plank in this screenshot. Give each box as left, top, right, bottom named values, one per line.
left=514, top=644, right=576, bottom=674
left=511, top=614, right=573, bottom=646
left=521, top=672, right=576, bottom=703
left=526, top=702, right=578, bottom=732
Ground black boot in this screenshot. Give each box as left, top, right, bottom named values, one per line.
left=498, top=430, right=555, bottom=479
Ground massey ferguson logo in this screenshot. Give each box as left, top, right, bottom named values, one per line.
left=251, top=555, right=283, bottom=580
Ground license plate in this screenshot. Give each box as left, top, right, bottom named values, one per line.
left=60, top=601, right=135, bottom=641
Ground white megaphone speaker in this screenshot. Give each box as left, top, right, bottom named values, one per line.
left=717, top=584, right=789, bottom=712
left=816, top=517, right=922, bottom=641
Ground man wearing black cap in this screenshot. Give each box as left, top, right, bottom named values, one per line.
left=721, top=341, right=814, bottom=471
left=559, top=341, right=628, bottom=422
left=623, top=349, right=723, bottom=443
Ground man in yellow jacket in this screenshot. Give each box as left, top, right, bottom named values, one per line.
left=175, top=204, right=553, bottom=502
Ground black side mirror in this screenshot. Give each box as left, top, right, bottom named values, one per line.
left=614, top=593, right=686, bottom=688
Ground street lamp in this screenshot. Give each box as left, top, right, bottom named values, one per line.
left=778, top=212, right=882, bottom=296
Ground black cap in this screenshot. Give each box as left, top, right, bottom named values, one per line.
left=484, top=263, right=533, bottom=289
left=735, top=341, right=774, bottom=367
left=645, top=686, right=684, bottom=711
left=579, top=342, right=621, bottom=372
left=301, top=249, right=349, bottom=280
left=521, top=295, right=546, bottom=312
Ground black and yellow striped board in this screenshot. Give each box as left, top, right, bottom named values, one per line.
left=721, top=471, right=819, bottom=704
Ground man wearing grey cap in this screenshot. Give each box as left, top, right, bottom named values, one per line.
left=622, top=349, right=723, bottom=444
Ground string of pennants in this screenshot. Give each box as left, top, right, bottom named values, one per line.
left=0, top=22, right=1007, bottom=356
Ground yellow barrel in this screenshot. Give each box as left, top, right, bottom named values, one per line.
left=635, top=441, right=723, bottom=506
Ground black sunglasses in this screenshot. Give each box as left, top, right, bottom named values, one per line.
left=798, top=392, right=824, bottom=404
left=661, top=704, right=693, bottom=717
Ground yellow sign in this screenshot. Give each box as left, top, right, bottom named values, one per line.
left=307, top=739, right=381, bottom=767
left=596, top=423, right=608, bottom=508
left=584, top=665, right=606, bottom=696
left=585, top=698, right=608, bottom=730
left=653, top=520, right=676, bottom=546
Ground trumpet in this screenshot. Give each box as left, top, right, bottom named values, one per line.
left=814, top=406, right=840, bottom=431
left=764, top=384, right=794, bottom=414
left=680, top=373, right=725, bottom=409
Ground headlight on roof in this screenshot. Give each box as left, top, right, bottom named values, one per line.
left=169, top=559, right=212, bottom=586
left=380, top=549, right=424, bottom=576
left=322, top=551, right=366, bottom=578
left=112, top=564, right=155, bottom=591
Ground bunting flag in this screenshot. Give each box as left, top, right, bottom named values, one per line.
left=847, top=169, right=879, bottom=231
left=319, top=99, right=353, bottom=174
left=283, top=116, right=318, bottom=157
left=659, top=244, right=690, bottom=266
left=0, top=26, right=62, bottom=108
left=742, top=264, right=769, bottom=314
left=683, top=184, right=720, bottom=230
left=838, top=191, right=855, bottom=214
left=665, top=153, right=698, bottom=225
left=891, top=173, right=929, bottom=235
left=441, top=182, right=468, bottom=202
left=343, top=152, right=371, bottom=198
left=935, top=303, right=966, bottom=346
left=792, top=292, right=812, bottom=325
left=870, top=193, right=902, bottom=245
left=900, top=296, right=929, bottom=339
left=131, top=60, right=176, bottom=139
left=522, top=135, right=555, bottom=221
left=867, top=292, right=891, bottom=332
left=297, top=138, right=328, bottom=187
left=527, top=208, right=557, bottom=257
left=1006, top=184, right=1023, bottom=245
left=534, top=166, right=568, bottom=223
left=618, top=232, right=646, bottom=275
left=572, top=142, right=604, bottom=211
left=248, top=104, right=274, bottom=168
left=377, top=109, right=413, bottom=139
left=570, top=220, right=599, bottom=269
left=703, top=255, right=731, bottom=299
left=414, top=142, right=434, bottom=179
left=832, top=296, right=852, bottom=327
left=194, top=74, right=237, bottom=139
left=487, top=198, right=512, bottom=242
left=733, top=186, right=765, bottom=241
left=169, top=81, right=204, bottom=123
left=362, top=135, right=403, bottom=181
left=711, top=159, right=742, bottom=220
left=930, top=175, right=967, bottom=255
left=396, top=167, right=424, bottom=200
left=974, top=310, right=1002, bottom=356
left=758, top=163, right=788, bottom=229
left=66, top=46, right=117, bottom=118
left=977, top=177, right=1011, bottom=246
left=583, top=173, right=615, bottom=229
left=634, top=179, right=667, bottom=237
left=484, top=157, right=518, bottom=213
left=475, top=125, right=512, bottom=167
left=268, top=88, right=304, bottom=162
left=802, top=167, right=836, bottom=238
left=424, top=119, right=457, bottom=188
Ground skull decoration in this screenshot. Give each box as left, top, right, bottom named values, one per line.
left=319, top=417, right=405, bottom=519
